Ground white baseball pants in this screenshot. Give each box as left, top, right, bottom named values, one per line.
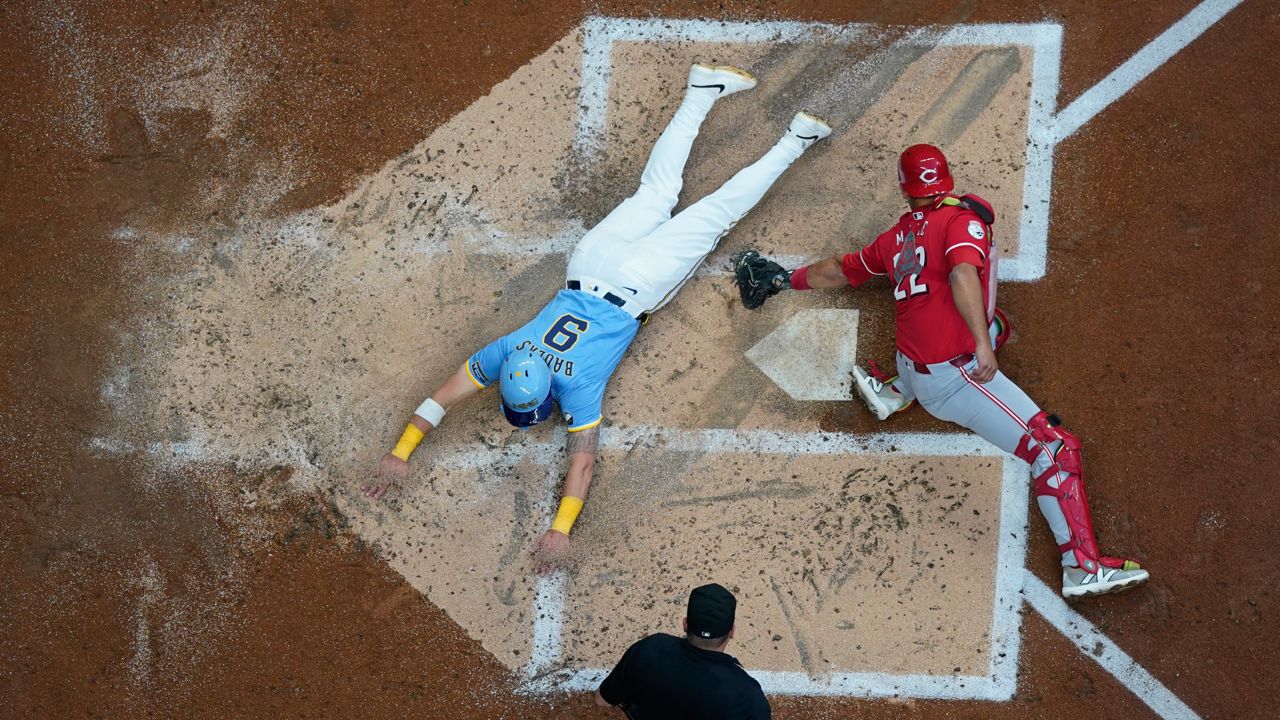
left=567, top=87, right=812, bottom=317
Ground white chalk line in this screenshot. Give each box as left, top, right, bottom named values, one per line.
left=988, top=454, right=1032, bottom=696
left=1022, top=573, right=1202, bottom=719
left=528, top=461, right=568, bottom=679
left=551, top=667, right=1012, bottom=701
left=1015, top=22, right=1062, bottom=284
left=529, top=574, right=565, bottom=679
left=433, top=425, right=1008, bottom=468
left=1051, top=0, right=1244, bottom=143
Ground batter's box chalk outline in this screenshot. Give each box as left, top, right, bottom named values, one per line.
left=575, top=17, right=1063, bottom=282
left=471, top=427, right=1031, bottom=701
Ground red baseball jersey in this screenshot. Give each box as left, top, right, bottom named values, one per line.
left=841, top=195, right=996, bottom=364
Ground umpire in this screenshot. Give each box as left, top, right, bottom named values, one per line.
left=594, top=583, right=770, bottom=719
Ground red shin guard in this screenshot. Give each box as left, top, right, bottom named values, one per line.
left=1028, top=411, right=1125, bottom=573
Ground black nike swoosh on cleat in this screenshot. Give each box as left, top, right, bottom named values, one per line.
left=796, top=134, right=819, bottom=141
left=690, top=83, right=726, bottom=93
left=622, top=287, right=638, bottom=295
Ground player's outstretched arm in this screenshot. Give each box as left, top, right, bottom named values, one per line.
left=531, top=425, right=600, bottom=574
left=793, top=255, right=850, bottom=288
left=732, top=250, right=862, bottom=309
left=362, top=364, right=483, bottom=500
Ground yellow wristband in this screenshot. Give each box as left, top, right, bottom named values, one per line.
left=550, top=496, right=584, bottom=536
left=391, top=423, right=425, bottom=461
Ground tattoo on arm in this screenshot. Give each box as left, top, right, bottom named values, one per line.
left=566, top=426, right=600, bottom=457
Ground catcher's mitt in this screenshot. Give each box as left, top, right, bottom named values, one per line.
left=732, top=249, right=790, bottom=309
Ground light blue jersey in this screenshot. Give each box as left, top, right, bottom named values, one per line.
left=467, top=290, right=639, bottom=431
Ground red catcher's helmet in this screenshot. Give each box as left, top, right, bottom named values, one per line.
left=898, top=143, right=954, bottom=197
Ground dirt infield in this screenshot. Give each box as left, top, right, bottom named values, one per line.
left=2, top=1, right=1278, bottom=719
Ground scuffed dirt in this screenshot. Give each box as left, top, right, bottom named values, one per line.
left=2, top=1, right=1277, bottom=719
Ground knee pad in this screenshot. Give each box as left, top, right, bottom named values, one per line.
left=1029, top=412, right=1082, bottom=478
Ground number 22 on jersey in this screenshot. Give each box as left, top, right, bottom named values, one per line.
left=892, top=244, right=929, bottom=301
left=543, top=313, right=589, bottom=352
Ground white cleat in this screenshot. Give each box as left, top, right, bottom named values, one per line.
left=852, top=365, right=906, bottom=421
left=688, top=63, right=758, bottom=97
left=1062, top=561, right=1149, bottom=599
left=788, top=111, right=832, bottom=148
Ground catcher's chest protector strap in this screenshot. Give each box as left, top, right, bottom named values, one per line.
left=1027, top=411, right=1110, bottom=573
left=940, top=194, right=996, bottom=226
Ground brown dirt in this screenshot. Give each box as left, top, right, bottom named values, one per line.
left=1, top=1, right=1276, bottom=719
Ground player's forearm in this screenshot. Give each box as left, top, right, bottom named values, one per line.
left=551, top=427, right=600, bottom=535
left=949, top=265, right=990, bottom=349
left=391, top=364, right=481, bottom=460
left=551, top=453, right=594, bottom=535
left=562, top=453, right=595, bottom=502
left=794, top=256, right=847, bottom=289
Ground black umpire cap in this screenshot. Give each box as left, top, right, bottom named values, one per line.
left=687, top=583, right=736, bottom=639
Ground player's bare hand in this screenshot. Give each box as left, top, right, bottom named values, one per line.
left=531, top=530, right=570, bottom=574
left=972, top=345, right=998, bottom=383
left=364, top=453, right=408, bottom=499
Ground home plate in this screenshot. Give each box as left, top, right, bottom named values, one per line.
left=745, top=309, right=859, bottom=401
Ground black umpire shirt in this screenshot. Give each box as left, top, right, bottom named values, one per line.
left=597, top=633, right=771, bottom=720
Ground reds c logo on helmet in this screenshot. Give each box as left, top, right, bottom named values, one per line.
left=898, top=143, right=954, bottom=198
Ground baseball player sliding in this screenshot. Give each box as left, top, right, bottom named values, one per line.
left=364, top=64, right=832, bottom=572
left=734, top=144, right=1148, bottom=598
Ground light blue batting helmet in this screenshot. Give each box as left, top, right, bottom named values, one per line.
left=500, top=350, right=554, bottom=427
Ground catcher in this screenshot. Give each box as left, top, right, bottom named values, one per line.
left=732, top=144, right=1148, bottom=598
